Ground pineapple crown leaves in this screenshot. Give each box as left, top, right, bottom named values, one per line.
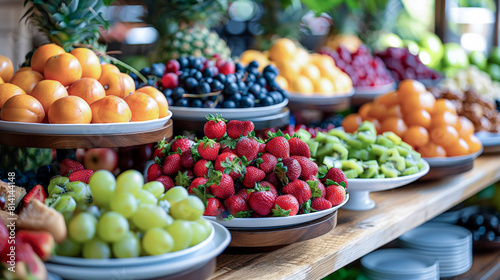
left=301, top=199, right=312, bottom=214
left=273, top=160, right=289, bottom=185
left=220, top=157, right=246, bottom=177
left=205, top=114, right=227, bottom=123
left=271, top=204, right=291, bottom=217
left=220, top=136, right=238, bottom=150
left=175, top=171, right=192, bottom=188
left=325, top=179, right=347, bottom=189
left=306, top=180, right=322, bottom=198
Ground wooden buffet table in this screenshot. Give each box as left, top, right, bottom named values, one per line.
left=211, top=155, right=500, bottom=280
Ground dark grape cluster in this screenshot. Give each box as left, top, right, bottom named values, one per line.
left=321, top=45, right=394, bottom=87
left=457, top=207, right=500, bottom=243
left=0, top=165, right=54, bottom=190
left=375, top=47, right=440, bottom=81
left=129, top=56, right=288, bottom=109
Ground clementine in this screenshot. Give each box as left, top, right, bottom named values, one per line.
left=0, top=77, right=3, bottom=85
left=48, top=96, right=92, bottom=124
left=44, top=53, right=82, bottom=86
left=70, top=48, right=102, bottom=80
left=0, top=55, right=14, bottom=82
left=0, top=83, right=26, bottom=109
left=136, top=86, right=169, bottom=118
left=100, top=64, right=120, bottom=76
left=30, top=44, right=65, bottom=74
left=29, top=80, right=68, bottom=113
left=90, top=96, right=132, bottom=123
left=67, top=78, right=106, bottom=105
left=9, top=70, right=44, bottom=94
left=124, top=92, right=159, bottom=122
left=99, top=72, right=135, bottom=98
left=0, top=94, right=44, bottom=123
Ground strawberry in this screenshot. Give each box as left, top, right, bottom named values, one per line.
left=208, top=171, right=235, bottom=199
left=153, top=138, right=170, bottom=163
left=215, top=152, right=245, bottom=180
left=274, top=157, right=301, bottom=185
left=194, top=159, right=213, bottom=178
left=204, top=114, right=227, bottom=140
left=259, top=181, right=278, bottom=198
left=288, top=137, right=311, bottom=158
left=235, top=137, right=259, bottom=162
left=227, top=120, right=255, bottom=139
left=265, top=172, right=282, bottom=189
left=59, top=159, right=83, bottom=176
left=237, top=188, right=252, bottom=201
left=322, top=167, right=348, bottom=188
left=180, top=149, right=195, bottom=169
left=326, top=184, right=346, bottom=206
left=248, top=185, right=276, bottom=216
left=171, top=136, right=192, bottom=153
left=255, top=153, right=277, bottom=174
left=22, top=185, right=47, bottom=205
left=188, top=177, right=209, bottom=194
left=282, top=180, right=311, bottom=204
left=258, top=143, right=266, bottom=154
left=224, top=195, right=251, bottom=217
left=68, top=169, right=93, bottom=184
left=307, top=180, right=325, bottom=199
left=197, top=138, right=220, bottom=161
left=162, top=153, right=181, bottom=176
left=147, top=163, right=162, bottom=181
left=266, top=134, right=290, bottom=159
left=272, top=194, right=299, bottom=216
left=291, top=156, right=318, bottom=178
left=155, top=175, right=175, bottom=191
left=220, top=146, right=236, bottom=154
left=242, top=166, right=265, bottom=188
left=311, top=197, right=332, bottom=211
left=204, top=197, right=225, bottom=216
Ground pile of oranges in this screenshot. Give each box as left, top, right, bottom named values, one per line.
left=0, top=44, right=168, bottom=124
left=240, top=38, right=353, bottom=96
left=342, top=80, right=482, bottom=157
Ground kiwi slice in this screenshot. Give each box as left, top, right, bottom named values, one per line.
left=323, top=156, right=342, bottom=169
left=349, top=149, right=361, bottom=159
left=359, top=149, right=370, bottom=161
left=402, top=166, right=419, bottom=176
left=357, top=131, right=376, bottom=145
left=380, top=162, right=401, bottom=178
left=395, top=145, right=410, bottom=157
left=387, top=156, right=406, bottom=171
left=399, top=142, right=413, bottom=151
left=405, top=154, right=418, bottom=168
left=325, top=135, right=341, bottom=144
left=417, top=159, right=425, bottom=171
left=308, top=140, right=319, bottom=157
left=358, top=121, right=377, bottom=136
left=374, top=174, right=386, bottom=179
left=360, top=165, right=379, bottom=178
left=370, top=144, right=388, bottom=157
left=379, top=148, right=400, bottom=164
left=296, top=129, right=312, bottom=142
left=343, top=169, right=358, bottom=178
left=340, top=159, right=364, bottom=175
left=383, top=132, right=402, bottom=145
left=316, top=131, right=328, bottom=143
left=346, top=138, right=363, bottom=150
left=376, top=136, right=395, bottom=148
left=328, top=129, right=348, bottom=140
left=363, top=160, right=379, bottom=168
left=410, top=150, right=422, bottom=161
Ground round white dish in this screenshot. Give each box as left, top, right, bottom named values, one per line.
left=399, top=223, right=472, bottom=247
left=423, top=148, right=483, bottom=167
left=361, top=248, right=439, bottom=276
left=0, top=111, right=172, bottom=135
left=205, top=194, right=348, bottom=229
left=45, top=222, right=230, bottom=280
left=288, top=90, right=354, bottom=105
left=343, top=160, right=430, bottom=211
left=475, top=131, right=500, bottom=147
left=169, top=99, right=288, bottom=120
left=353, top=83, right=397, bottom=98
left=49, top=222, right=214, bottom=267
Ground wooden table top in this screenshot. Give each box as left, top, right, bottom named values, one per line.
left=211, top=155, right=500, bottom=280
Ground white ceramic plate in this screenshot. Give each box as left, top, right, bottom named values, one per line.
left=288, top=90, right=354, bottom=105
left=475, top=131, right=500, bottom=147
left=205, top=194, right=348, bottom=229
left=0, top=111, right=172, bottom=135
left=353, top=83, right=397, bottom=98
left=399, top=223, right=472, bottom=247
left=169, top=99, right=288, bottom=120
left=45, top=222, right=231, bottom=280
left=361, top=248, right=439, bottom=275
left=49, top=222, right=214, bottom=267
left=423, top=148, right=483, bottom=167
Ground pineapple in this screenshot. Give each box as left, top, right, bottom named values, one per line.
left=22, top=0, right=111, bottom=52
left=144, top=0, right=231, bottom=61
left=0, top=146, right=53, bottom=172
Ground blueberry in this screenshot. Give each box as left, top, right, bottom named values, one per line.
left=203, top=67, right=217, bottom=78
left=184, top=77, right=199, bottom=92
left=166, top=97, right=173, bottom=106
left=203, top=100, right=215, bottom=108
left=222, top=100, right=237, bottom=108
left=9, top=169, right=22, bottom=177
left=246, top=73, right=256, bottom=83
left=224, top=82, right=239, bottom=95
left=279, top=89, right=290, bottom=99
left=235, top=71, right=244, bottom=80
left=247, top=94, right=255, bottom=100
left=214, top=73, right=227, bottom=84
left=139, top=67, right=151, bottom=76
left=249, top=84, right=262, bottom=95
left=256, top=92, right=267, bottom=100
left=178, top=57, right=189, bottom=69
left=189, top=69, right=203, bottom=80
left=197, top=82, right=211, bottom=94
left=241, top=97, right=255, bottom=108
left=202, top=77, right=214, bottom=84
left=178, top=72, right=189, bottom=83
left=151, top=63, right=165, bottom=77
left=189, top=58, right=203, bottom=71
left=238, top=81, right=246, bottom=91
left=264, top=71, right=277, bottom=81
left=264, top=64, right=279, bottom=75
left=260, top=87, right=268, bottom=95
left=211, top=80, right=224, bottom=92
left=172, top=87, right=185, bottom=100
left=240, top=87, right=249, bottom=96
left=235, top=62, right=244, bottom=72
left=248, top=61, right=259, bottom=69
left=190, top=99, right=203, bottom=108
left=270, top=91, right=283, bottom=103
left=256, top=76, right=267, bottom=87
left=134, top=80, right=139, bottom=88
left=25, top=170, right=36, bottom=179
left=147, top=78, right=156, bottom=86
left=230, top=93, right=242, bottom=102
left=261, top=96, right=274, bottom=106
left=37, top=164, right=56, bottom=186
left=163, top=88, right=173, bottom=97
left=247, top=67, right=259, bottom=76
left=174, top=98, right=189, bottom=107
left=129, top=72, right=138, bottom=80
left=28, top=178, right=38, bottom=189
left=226, top=74, right=237, bottom=84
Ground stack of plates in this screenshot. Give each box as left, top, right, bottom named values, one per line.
left=361, top=248, right=439, bottom=280
left=399, top=223, right=472, bottom=278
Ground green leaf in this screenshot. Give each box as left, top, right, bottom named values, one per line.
left=103, top=0, right=115, bottom=6
left=271, top=204, right=291, bottom=217
left=307, top=180, right=322, bottom=198
left=301, top=199, right=312, bottom=214
left=235, top=211, right=252, bottom=218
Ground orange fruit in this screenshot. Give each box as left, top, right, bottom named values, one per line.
left=430, top=111, right=458, bottom=128
left=374, top=91, right=398, bottom=107
left=48, top=96, right=92, bottom=124
left=120, top=73, right=136, bottom=97
left=100, top=64, right=120, bottom=76
left=418, top=92, right=436, bottom=114
left=29, top=80, right=68, bottom=113
left=368, top=104, right=388, bottom=121
left=445, top=138, right=469, bottom=157
left=124, top=92, right=159, bottom=122
left=396, top=79, right=425, bottom=104
left=342, top=113, right=362, bottom=133
left=404, top=109, right=431, bottom=129
left=90, top=96, right=132, bottom=123
left=417, top=141, right=447, bottom=157
left=463, top=134, right=482, bottom=153
left=17, top=67, right=32, bottom=73
left=358, top=103, right=372, bottom=120
left=0, top=77, right=3, bottom=85
left=433, top=99, right=457, bottom=115
left=0, top=83, right=26, bottom=109
left=384, top=105, right=403, bottom=119
left=44, top=53, right=82, bottom=86
left=276, top=60, right=300, bottom=82
left=290, top=75, right=314, bottom=94
left=30, top=44, right=65, bottom=74
left=456, top=116, right=474, bottom=137
left=99, top=72, right=135, bottom=98
left=380, top=117, right=408, bottom=137
left=0, top=55, right=14, bottom=82
left=67, top=78, right=106, bottom=105
left=9, top=70, right=44, bottom=94
left=269, top=38, right=297, bottom=62
left=301, top=64, right=321, bottom=83
left=136, top=86, right=169, bottom=118
left=402, top=126, right=429, bottom=148
left=0, top=94, right=44, bottom=123
left=70, top=48, right=102, bottom=80
left=429, top=125, right=459, bottom=148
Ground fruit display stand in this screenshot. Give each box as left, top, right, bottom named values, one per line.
left=210, top=154, right=500, bottom=279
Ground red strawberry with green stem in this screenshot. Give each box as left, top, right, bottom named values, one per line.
left=237, top=188, right=252, bottom=201
left=242, top=166, right=265, bottom=188
left=215, top=152, right=245, bottom=180
left=227, top=120, right=255, bottom=139
left=207, top=170, right=235, bottom=199
left=197, top=138, right=220, bottom=161
left=147, top=163, right=162, bottom=181
left=204, top=114, right=227, bottom=140
left=171, top=136, right=192, bottom=153
left=322, top=167, right=348, bottom=188
left=248, top=184, right=276, bottom=216
left=274, top=157, right=301, bottom=185
left=60, top=159, right=84, bottom=176
left=153, top=138, right=170, bottom=164
left=265, top=131, right=290, bottom=159
left=255, top=153, right=277, bottom=174
left=236, top=137, right=260, bottom=162
left=204, top=197, right=225, bottom=216
left=155, top=175, right=175, bottom=191
left=194, top=159, right=213, bottom=178
left=188, top=177, right=209, bottom=194
left=306, top=180, right=324, bottom=199
left=68, top=169, right=93, bottom=184
left=325, top=180, right=346, bottom=206
left=180, top=149, right=196, bottom=169
left=224, top=195, right=251, bottom=217
left=288, top=137, right=311, bottom=158
left=259, top=181, right=278, bottom=198
left=162, top=153, right=181, bottom=176
left=272, top=194, right=299, bottom=216
left=291, top=156, right=318, bottom=178
left=265, top=172, right=282, bottom=189
left=282, top=180, right=311, bottom=205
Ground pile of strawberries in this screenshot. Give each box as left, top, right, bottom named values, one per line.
left=148, top=115, right=348, bottom=218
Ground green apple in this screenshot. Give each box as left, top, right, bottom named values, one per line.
left=419, top=33, right=444, bottom=65
left=469, top=50, right=487, bottom=70
left=487, top=64, right=500, bottom=81
left=442, top=43, right=469, bottom=69
left=488, top=46, right=500, bottom=65
left=374, top=33, right=403, bottom=51
left=403, top=40, right=420, bottom=55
